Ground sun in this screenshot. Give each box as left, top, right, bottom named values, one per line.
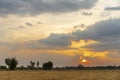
left=80, top=56, right=88, bottom=63
left=82, top=59, right=87, bottom=63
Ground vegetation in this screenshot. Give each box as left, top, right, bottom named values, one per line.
left=36, top=61, right=39, bottom=68
left=5, top=57, right=18, bottom=70
left=2, top=57, right=120, bottom=71
left=0, top=66, right=7, bottom=70
left=43, top=61, right=53, bottom=70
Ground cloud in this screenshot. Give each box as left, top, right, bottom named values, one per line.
left=107, top=51, right=120, bottom=58
left=37, top=22, right=43, bottom=24
left=74, top=24, right=85, bottom=29
left=75, top=19, right=120, bottom=51
left=19, top=26, right=25, bottom=28
left=25, top=22, right=33, bottom=26
left=3, top=18, right=120, bottom=53
left=82, top=12, right=93, bottom=16
left=101, top=12, right=110, bottom=17
left=73, top=19, right=120, bottom=41
left=31, top=18, right=120, bottom=51
left=105, top=6, right=120, bottom=11
left=8, top=26, right=25, bottom=30
left=0, top=0, right=97, bottom=16
left=32, top=33, right=72, bottom=49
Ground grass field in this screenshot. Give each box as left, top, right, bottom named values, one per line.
left=0, top=70, right=120, bottom=80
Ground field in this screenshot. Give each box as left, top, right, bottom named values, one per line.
left=0, top=70, right=120, bottom=80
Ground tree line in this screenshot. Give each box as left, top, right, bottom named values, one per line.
left=1, top=57, right=120, bottom=71
left=3, top=57, right=53, bottom=70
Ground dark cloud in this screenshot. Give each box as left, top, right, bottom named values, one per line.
left=33, top=18, right=120, bottom=51
left=25, top=22, right=33, bottom=26
left=74, top=24, right=85, bottom=29
left=19, top=26, right=24, bottom=28
left=37, top=33, right=71, bottom=49
left=73, top=19, right=120, bottom=41
left=105, top=6, right=120, bottom=11
left=76, top=19, right=120, bottom=51
left=0, top=0, right=97, bottom=16
left=82, top=12, right=93, bottom=16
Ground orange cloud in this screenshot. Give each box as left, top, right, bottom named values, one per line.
left=70, top=40, right=99, bottom=49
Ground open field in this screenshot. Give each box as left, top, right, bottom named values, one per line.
left=0, top=70, right=120, bottom=80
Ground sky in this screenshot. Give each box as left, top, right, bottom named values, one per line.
left=0, top=0, right=120, bottom=67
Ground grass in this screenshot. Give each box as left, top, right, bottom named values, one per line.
left=0, top=70, right=120, bottom=80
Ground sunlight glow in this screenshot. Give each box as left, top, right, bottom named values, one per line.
left=82, top=59, right=87, bottom=63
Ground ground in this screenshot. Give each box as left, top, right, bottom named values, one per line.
left=0, top=70, right=120, bottom=80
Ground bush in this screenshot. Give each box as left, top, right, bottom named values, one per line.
left=43, top=61, right=53, bottom=70
left=0, top=66, right=7, bottom=70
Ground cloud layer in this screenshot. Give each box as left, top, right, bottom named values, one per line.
left=28, top=18, right=120, bottom=52
left=105, top=6, right=120, bottom=11
left=0, top=0, right=97, bottom=16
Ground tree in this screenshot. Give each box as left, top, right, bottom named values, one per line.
left=5, top=57, right=18, bottom=70
left=30, top=61, right=35, bottom=69
left=37, top=61, right=39, bottom=68
left=42, top=61, right=53, bottom=70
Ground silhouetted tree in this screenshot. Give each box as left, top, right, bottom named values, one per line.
left=37, top=61, right=39, bottom=68
left=19, top=65, right=26, bottom=70
left=43, top=61, right=53, bottom=70
left=30, top=61, right=35, bottom=69
left=77, top=64, right=84, bottom=68
left=5, top=57, right=18, bottom=70
left=0, top=66, right=7, bottom=70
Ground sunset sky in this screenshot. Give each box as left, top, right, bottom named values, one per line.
left=0, top=0, right=120, bottom=67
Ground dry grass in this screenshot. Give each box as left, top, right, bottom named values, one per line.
left=0, top=70, right=120, bottom=80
